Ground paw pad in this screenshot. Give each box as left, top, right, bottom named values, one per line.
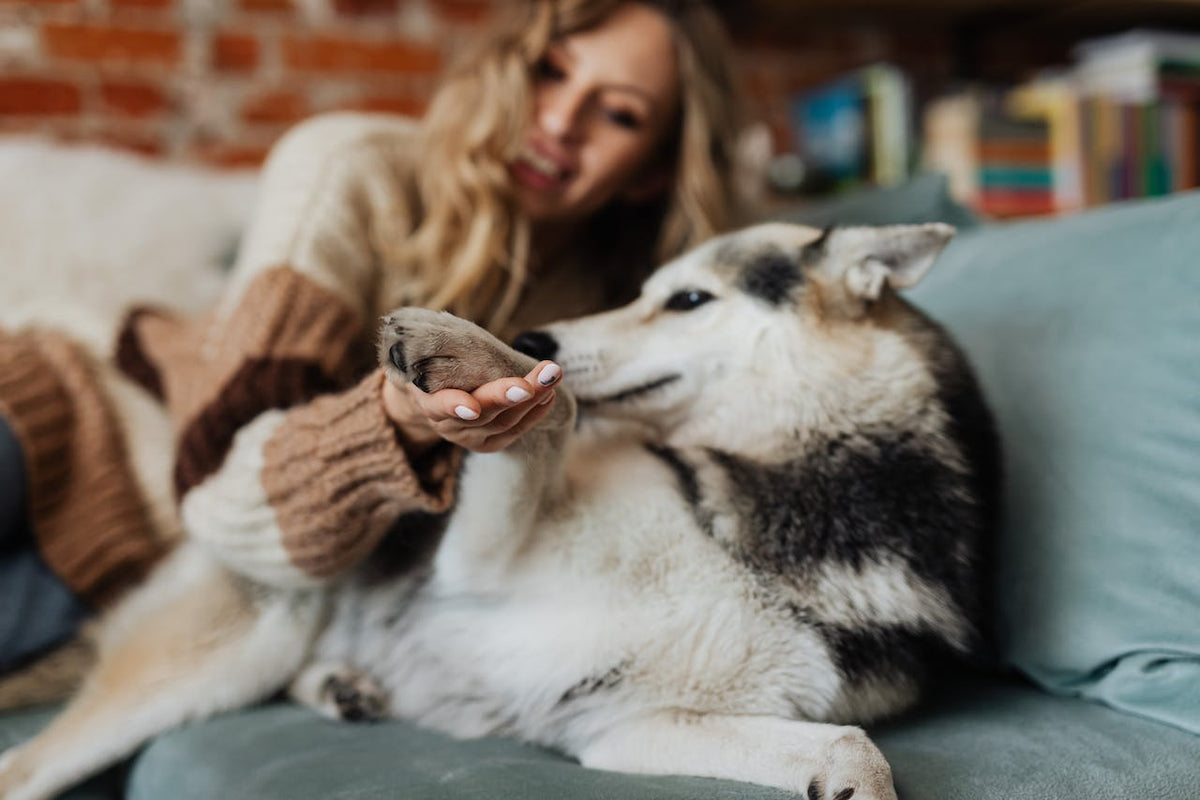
left=321, top=674, right=385, bottom=723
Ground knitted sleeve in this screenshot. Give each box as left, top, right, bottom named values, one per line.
left=179, top=371, right=459, bottom=587
left=1, top=330, right=166, bottom=605
left=115, top=112, right=458, bottom=586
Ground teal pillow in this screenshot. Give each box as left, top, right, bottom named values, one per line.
left=774, top=173, right=981, bottom=230
left=907, top=191, right=1200, bottom=735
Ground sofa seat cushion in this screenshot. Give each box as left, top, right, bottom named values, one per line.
left=873, top=674, right=1200, bottom=800
left=0, top=705, right=124, bottom=799
left=0, top=675, right=1152, bottom=800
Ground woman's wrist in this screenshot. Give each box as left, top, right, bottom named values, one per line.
left=380, top=378, right=442, bottom=458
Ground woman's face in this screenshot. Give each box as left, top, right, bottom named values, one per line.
left=510, top=2, right=682, bottom=226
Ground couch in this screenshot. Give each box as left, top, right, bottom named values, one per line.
left=2, top=146, right=1197, bottom=799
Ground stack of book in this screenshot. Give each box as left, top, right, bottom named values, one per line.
left=924, top=89, right=1059, bottom=217
left=787, top=64, right=914, bottom=192
left=923, top=29, right=1200, bottom=217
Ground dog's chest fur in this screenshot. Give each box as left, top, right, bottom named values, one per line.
left=313, top=438, right=827, bottom=744
left=311, top=423, right=967, bottom=751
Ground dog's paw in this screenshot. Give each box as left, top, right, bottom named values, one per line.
left=378, top=308, right=532, bottom=394
left=319, top=669, right=388, bottom=723
left=804, top=729, right=896, bottom=800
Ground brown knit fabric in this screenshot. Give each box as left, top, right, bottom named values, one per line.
left=114, top=306, right=165, bottom=401
left=0, top=331, right=74, bottom=526
left=261, top=370, right=460, bottom=579
left=0, top=329, right=166, bottom=606
left=115, top=266, right=371, bottom=497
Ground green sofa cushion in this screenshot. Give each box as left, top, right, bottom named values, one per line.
left=874, top=674, right=1200, bottom=800
left=0, top=706, right=125, bottom=799
left=0, top=675, right=1165, bottom=799
left=907, top=190, right=1200, bottom=735
left=6, top=674, right=1198, bottom=800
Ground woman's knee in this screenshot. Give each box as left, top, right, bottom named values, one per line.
left=0, top=548, right=88, bottom=672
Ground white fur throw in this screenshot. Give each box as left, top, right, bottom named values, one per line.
left=0, top=139, right=258, bottom=356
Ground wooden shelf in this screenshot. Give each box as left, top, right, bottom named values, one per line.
left=719, top=0, right=1200, bottom=32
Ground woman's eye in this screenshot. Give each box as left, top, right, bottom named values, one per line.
left=533, top=56, right=565, bottom=82
left=605, top=108, right=641, bottom=130
left=663, top=290, right=716, bottom=312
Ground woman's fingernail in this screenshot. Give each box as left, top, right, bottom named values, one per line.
left=455, top=405, right=479, bottom=420
left=537, top=363, right=561, bottom=386
left=505, top=387, right=531, bottom=404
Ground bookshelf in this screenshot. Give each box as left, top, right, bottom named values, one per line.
left=718, top=0, right=1200, bottom=218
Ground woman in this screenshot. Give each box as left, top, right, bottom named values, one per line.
left=0, top=0, right=743, bottom=672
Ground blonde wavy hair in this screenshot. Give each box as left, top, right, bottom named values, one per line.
left=399, top=0, right=743, bottom=332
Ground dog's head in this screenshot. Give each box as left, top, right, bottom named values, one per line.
left=517, top=222, right=955, bottom=451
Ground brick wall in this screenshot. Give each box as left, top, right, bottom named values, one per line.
left=0, top=0, right=957, bottom=167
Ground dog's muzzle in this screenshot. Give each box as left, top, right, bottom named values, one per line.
left=512, top=330, right=558, bottom=361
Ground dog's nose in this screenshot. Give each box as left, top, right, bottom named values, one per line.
left=512, top=330, right=558, bottom=361
left=389, top=341, right=406, bottom=372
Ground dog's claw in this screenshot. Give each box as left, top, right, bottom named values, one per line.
left=321, top=673, right=386, bottom=724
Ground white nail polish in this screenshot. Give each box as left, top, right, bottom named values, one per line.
left=455, top=405, right=479, bottom=420
left=537, top=363, right=561, bottom=386
left=506, top=387, right=531, bottom=403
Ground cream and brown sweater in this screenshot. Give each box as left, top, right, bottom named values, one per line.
left=1, top=111, right=622, bottom=596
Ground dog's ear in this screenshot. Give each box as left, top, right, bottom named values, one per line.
left=821, top=224, right=955, bottom=301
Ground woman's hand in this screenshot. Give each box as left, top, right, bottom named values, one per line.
left=381, top=361, right=561, bottom=454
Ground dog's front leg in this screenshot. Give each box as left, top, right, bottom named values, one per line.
left=379, top=309, right=576, bottom=583
left=575, top=711, right=897, bottom=800
left=0, top=544, right=325, bottom=800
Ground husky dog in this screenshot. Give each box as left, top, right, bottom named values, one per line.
left=0, top=222, right=999, bottom=800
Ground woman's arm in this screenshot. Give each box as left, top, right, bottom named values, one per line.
left=177, top=370, right=460, bottom=587
left=119, top=113, right=459, bottom=587
left=119, top=113, right=559, bottom=587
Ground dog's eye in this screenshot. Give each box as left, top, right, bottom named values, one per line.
left=663, top=290, right=715, bottom=312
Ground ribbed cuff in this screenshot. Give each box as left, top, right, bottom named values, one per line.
left=0, top=331, right=74, bottom=525
left=1, top=330, right=166, bottom=606
left=262, top=370, right=459, bottom=579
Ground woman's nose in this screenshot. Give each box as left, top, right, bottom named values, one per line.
left=538, top=86, right=587, bottom=141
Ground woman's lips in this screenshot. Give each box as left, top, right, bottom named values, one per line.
left=510, top=143, right=572, bottom=192
left=510, top=157, right=567, bottom=192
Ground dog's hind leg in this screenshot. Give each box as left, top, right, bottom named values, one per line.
left=0, top=543, right=325, bottom=800
left=576, top=711, right=897, bottom=800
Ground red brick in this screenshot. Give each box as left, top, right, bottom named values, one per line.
left=238, top=0, right=292, bottom=12
left=333, top=0, right=398, bottom=13
left=110, top=0, right=173, bottom=9
left=241, top=90, right=309, bottom=123
left=429, top=0, right=491, bottom=23
left=41, top=23, right=180, bottom=65
left=343, top=94, right=425, bottom=117
left=95, top=129, right=166, bottom=157
left=283, top=35, right=440, bottom=74
left=0, top=77, right=82, bottom=116
left=100, top=81, right=169, bottom=117
left=213, top=32, right=259, bottom=71
left=192, top=141, right=273, bottom=169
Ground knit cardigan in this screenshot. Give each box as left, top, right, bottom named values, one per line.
left=2, top=111, right=620, bottom=595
